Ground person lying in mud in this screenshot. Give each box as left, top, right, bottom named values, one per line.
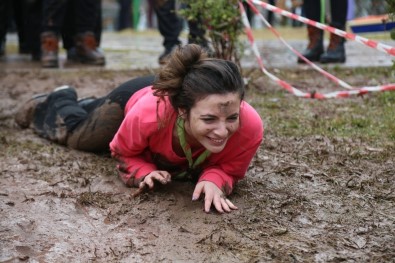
left=15, top=44, right=264, bottom=214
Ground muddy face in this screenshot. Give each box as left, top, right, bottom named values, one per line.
left=183, top=93, right=241, bottom=153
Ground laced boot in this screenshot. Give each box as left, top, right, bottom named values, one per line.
left=297, top=26, right=324, bottom=63
left=320, top=33, right=346, bottom=63
left=72, top=32, right=105, bottom=65
left=40, top=31, right=59, bottom=68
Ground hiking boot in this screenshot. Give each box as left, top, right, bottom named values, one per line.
left=15, top=85, right=77, bottom=128
left=72, top=32, right=105, bottom=65
left=297, top=26, right=324, bottom=63
left=15, top=93, right=48, bottom=128
left=320, top=33, right=346, bottom=63
left=33, top=85, right=80, bottom=143
left=40, top=31, right=59, bottom=68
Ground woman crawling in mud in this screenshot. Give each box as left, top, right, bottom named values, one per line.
left=15, top=44, right=264, bottom=214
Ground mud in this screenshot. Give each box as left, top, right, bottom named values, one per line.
left=0, top=69, right=394, bottom=262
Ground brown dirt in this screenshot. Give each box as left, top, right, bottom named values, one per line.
left=1, top=69, right=394, bottom=262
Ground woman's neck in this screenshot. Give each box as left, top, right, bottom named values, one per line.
left=172, top=119, right=203, bottom=157
left=183, top=121, right=203, bottom=152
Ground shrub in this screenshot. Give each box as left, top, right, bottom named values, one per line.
left=179, top=0, right=244, bottom=67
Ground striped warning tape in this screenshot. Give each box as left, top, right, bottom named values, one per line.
left=239, top=1, right=395, bottom=99
left=246, top=0, right=353, bottom=90
left=251, top=0, right=395, bottom=56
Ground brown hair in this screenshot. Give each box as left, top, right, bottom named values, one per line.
left=152, top=44, right=244, bottom=116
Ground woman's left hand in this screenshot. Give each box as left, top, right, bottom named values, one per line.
left=192, top=181, right=238, bottom=213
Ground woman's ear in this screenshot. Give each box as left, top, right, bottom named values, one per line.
left=178, top=108, right=187, bottom=119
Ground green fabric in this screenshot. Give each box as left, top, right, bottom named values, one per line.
left=132, top=0, right=140, bottom=29
left=174, top=117, right=211, bottom=179
left=320, top=0, right=326, bottom=24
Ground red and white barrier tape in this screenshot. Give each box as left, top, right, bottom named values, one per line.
left=239, top=1, right=395, bottom=99
left=251, top=0, right=395, bottom=56
left=246, top=0, right=353, bottom=90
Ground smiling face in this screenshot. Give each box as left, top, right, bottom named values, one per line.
left=182, top=92, right=241, bottom=153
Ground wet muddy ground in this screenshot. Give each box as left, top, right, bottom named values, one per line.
left=0, top=67, right=394, bottom=262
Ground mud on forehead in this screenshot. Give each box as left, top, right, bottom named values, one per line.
left=218, top=100, right=237, bottom=114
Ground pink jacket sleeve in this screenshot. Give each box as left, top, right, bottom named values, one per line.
left=109, top=108, right=158, bottom=187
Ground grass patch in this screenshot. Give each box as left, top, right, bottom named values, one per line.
left=247, top=68, right=395, bottom=145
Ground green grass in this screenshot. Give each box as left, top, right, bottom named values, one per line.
left=247, top=68, right=395, bottom=145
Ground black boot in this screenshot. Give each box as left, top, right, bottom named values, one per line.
left=33, top=86, right=87, bottom=144
left=297, top=26, right=324, bottom=63
left=320, top=33, right=346, bottom=63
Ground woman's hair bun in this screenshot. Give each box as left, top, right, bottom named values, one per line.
left=153, top=44, right=207, bottom=98
left=169, top=44, right=208, bottom=76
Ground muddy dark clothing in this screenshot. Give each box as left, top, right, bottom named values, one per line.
left=33, top=75, right=155, bottom=152
left=42, top=0, right=99, bottom=33
left=0, top=0, right=29, bottom=55
left=42, top=0, right=102, bottom=49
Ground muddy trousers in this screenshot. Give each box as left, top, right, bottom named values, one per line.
left=33, top=75, right=155, bottom=152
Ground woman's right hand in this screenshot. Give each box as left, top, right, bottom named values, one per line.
left=139, top=170, right=172, bottom=190
left=132, top=170, right=171, bottom=198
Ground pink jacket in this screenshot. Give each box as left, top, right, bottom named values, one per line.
left=109, top=86, right=263, bottom=194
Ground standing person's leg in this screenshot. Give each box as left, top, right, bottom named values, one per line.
left=154, top=0, right=183, bottom=64
left=25, top=0, right=42, bottom=61
left=61, top=0, right=75, bottom=52
left=319, top=0, right=347, bottom=63
left=187, top=19, right=206, bottom=46
left=267, top=0, right=275, bottom=25
left=13, top=0, right=29, bottom=54
left=181, top=2, right=211, bottom=54
left=297, top=0, right=323, bottom=63
left=70, top=0, right=105, bottom=65
left=41, top=0, right=68, bottom=67
left=94, top=0, right=102, bottom=46
left=147, top=0, right=155, bottom=28
left=0, top=0, right=11, bottom=57
left=117, top=0, right=132, bottom=30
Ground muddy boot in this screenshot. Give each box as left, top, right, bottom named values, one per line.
left=14, top=93, right=48, bottom=128
left=320, top=33, right=346, bottom=63
left=33, top=86, right=87, bottom=144
left=72, top=32, right=105, bottom=65
left=40, top=31, right=59, bottom=68
left=297, top=26, right=324, bottom=63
